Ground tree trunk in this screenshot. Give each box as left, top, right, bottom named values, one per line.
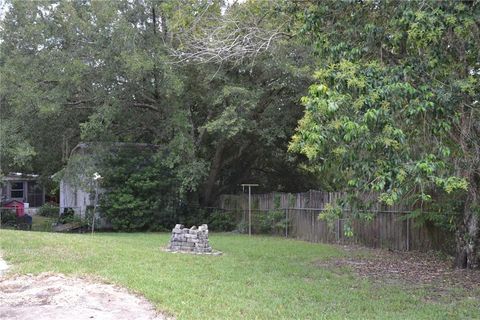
left=454, top=186, right=479, bottom=269
left=453, top=100, right=479, bottom=269
left=202, top=142, right=225, bottom=206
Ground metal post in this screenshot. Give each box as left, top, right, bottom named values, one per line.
left=285, top=208, right=288, bottom=238
left=248, top=186, right=251, bottom=236
left=241, top=184, right=258, bottom=237
left=92, top=179, right=98, bottom=235
left=92, top=172, right=102, bottom=235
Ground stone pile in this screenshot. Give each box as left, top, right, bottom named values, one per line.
left=167, top=224, right=213, bottom=253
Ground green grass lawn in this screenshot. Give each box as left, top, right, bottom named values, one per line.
left=31, top=215, right=56, bottom=232
left=0, top=230, right=478, bottom=320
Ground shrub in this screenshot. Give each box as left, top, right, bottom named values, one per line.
left=38, top=203, right=60, bottom=218
left=258, top=210, right=288, bottom=235
left=236, top=221, right=248, bottom=233
left=58, top=207, right=80, bottom=224
left=99, top=149, right=181, bottom=231
left=1, top=209, right=16, bottom=226
left=208, top=210, right=236, bottom=231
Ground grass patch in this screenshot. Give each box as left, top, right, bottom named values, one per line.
left=1, top=230, right=478, bottom=319
left=0, top=215, right=56, bottom=232
left=31, top=216, right=56, bottom=232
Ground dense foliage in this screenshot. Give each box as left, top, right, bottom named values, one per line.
left=0, top=0, right=318, bottom=207
left=290, top=0, right=480, bottom=268
left=98, top=147, right=179, bottom=231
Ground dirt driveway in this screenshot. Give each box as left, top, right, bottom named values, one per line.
left=0, top=272, right=170, bottom=320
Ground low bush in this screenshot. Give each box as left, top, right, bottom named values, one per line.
left=1, top=209, right=16, bottom=226
left=257, top=210, right=288, bottom=235
left=259, top=210, right=286, bottom=234
left=236, top=210, right=289, bottom=235
left=207, top=210, right=236, bottom=231
left=58, top=207, right=83, bottom=224
left=38, top=203, right=60, bottom=218
left=236, top=221, right=248, bottom=233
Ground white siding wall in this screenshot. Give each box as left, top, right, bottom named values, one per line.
left=59, top=179, right=91, bottom=218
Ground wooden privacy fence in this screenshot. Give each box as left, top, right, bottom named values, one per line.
left=287, top=208, right=447, bottom=251
left=218, top=190, right=452, bottom=252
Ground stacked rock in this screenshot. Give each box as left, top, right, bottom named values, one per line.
left=167, top=224, right=213, bottom=253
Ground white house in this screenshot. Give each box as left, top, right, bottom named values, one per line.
left=59, top=143, right=99, bottom=218
left=59, top=178, right=93, bottom=218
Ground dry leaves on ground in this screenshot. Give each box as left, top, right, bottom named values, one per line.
left=315, top=246, right=480, bottom=300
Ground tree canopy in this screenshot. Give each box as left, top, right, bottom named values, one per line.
left=0, top=0, right=318, bottom=205
left=289, top=0, right=480, bottom=268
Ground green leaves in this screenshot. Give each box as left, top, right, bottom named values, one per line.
left=435, top=177, right=469, bottom=194
left=202, top=105, right=248, bottom=139
left=99, top=147, right=180, bottom=231
left=290, top=1, right=480, bottom=245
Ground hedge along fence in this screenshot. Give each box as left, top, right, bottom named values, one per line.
left=218, top=190, right=454, bottom=252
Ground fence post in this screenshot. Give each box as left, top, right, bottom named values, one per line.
left=285, top=208, right=288, bottom=238
left=311, top=211, right=314, bottom=242
left=336, top=218, right=340, bottom=242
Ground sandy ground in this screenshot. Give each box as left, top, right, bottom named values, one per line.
left=0, top=257, right=8, bottom=276
left=0, top=272, right=170, bottom=320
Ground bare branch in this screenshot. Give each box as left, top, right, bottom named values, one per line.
left=168, top=7, right=292, bottom=65
left=131, top=102, right=159, bottom=112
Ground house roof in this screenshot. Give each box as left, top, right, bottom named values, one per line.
left=2, top=172, right=39, bottom=181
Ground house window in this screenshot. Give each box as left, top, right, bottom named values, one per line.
left=11, top=182, right=24, bottom=199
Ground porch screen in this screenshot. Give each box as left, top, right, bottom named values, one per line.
left=28, top=182, right=44, bottom=207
